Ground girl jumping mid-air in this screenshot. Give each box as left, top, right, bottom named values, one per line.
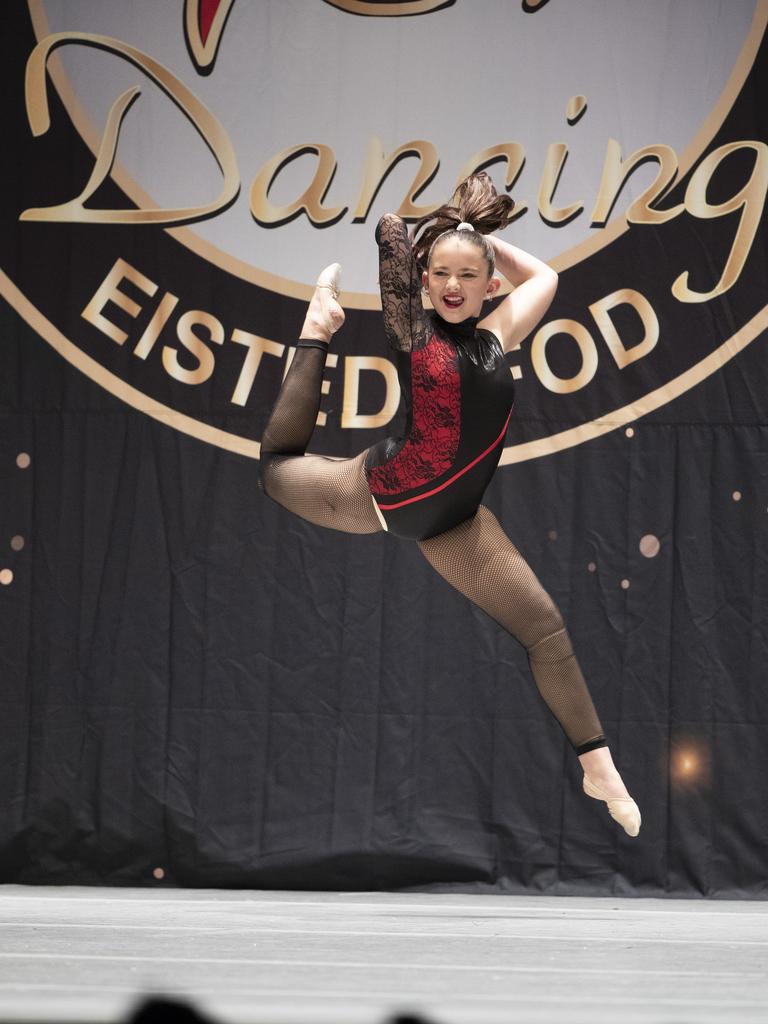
left=260, top=173, right=641, bottom=837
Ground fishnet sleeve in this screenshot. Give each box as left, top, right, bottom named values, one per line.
left=376, top=213, right=429, bottom=352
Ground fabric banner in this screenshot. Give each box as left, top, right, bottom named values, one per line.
left=1, top=0, right=767, bottom=895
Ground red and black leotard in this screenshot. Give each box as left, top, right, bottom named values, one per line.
left=364, top=216, right=515, bottom=542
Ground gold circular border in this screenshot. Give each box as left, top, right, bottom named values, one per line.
left=26, top=0, right=768, bottom=308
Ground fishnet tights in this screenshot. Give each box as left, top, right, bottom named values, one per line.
left=419, top=506, right=605, bottom=752
left=260, top=345, right=382, bottom=534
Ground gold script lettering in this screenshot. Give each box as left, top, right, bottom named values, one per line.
left=352, top=137, right=441, bottom=221
left=21, top=32, right=240, bottom=224
left=538, top=143, right=583, bottom=226
left=592, top=140, right=683, bottom=226
left=250, top=144, right=345, bottom=227
left=673, top=140, right=768, bottom=303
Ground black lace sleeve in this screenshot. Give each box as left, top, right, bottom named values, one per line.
left=376, top=213, right=429, bottom=353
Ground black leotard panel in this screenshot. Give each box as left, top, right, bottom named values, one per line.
left=365, top=313, right=515, bottom=541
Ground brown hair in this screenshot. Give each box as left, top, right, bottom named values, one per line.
left=411, top=172, right=516, bottom=274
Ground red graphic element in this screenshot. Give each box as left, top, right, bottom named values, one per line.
left=368, top=333, right=460, bottom=495
left=375, top=413, right=511, bottom=511
left=199, top=0, right=222, bottom=44
left=185, top=0, right=236, bottom=73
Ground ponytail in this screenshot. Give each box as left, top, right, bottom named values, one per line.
left=411, top=172, right=516, bottom=273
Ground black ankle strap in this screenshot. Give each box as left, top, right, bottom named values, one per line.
left=296, top=338, right=329, bottom=351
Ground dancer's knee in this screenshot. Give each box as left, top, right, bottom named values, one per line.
left=258, top=452, right=279, bottom=499
left=523, top=596, right=570, bottom=659
left=527, top=621, right=575, bottom=665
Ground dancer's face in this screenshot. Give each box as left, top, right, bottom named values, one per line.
left=423, top=238, right=500, bottom=322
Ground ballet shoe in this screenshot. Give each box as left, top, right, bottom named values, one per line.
left=316, top=262, right=342, bottom=298
left=315, top=264, right=346, bottom=331
left=583, top=775, right=641, bottom=837
left=304, top=263, right=344, bottom=337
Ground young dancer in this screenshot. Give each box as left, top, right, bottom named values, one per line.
left=260, top=174, right=641, bottom=837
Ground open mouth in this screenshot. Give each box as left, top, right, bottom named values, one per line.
left=443, top=295, right=464, bottom=310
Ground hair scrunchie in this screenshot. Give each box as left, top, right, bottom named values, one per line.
left=456, top=221, right=474, bottom=232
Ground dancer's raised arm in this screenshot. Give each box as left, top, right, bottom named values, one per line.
left=376, top=213, right=429, bottom=352
left=478, top=236, right=558, bottom=353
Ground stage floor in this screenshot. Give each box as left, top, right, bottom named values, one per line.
left=0, top=886, right=766, bottom=1024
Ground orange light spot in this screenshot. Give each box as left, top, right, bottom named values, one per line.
left=671, top=744, right=709, bottom=786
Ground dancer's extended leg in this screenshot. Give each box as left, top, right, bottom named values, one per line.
left=260, top=266, right=382, bottom=535
left=418, top=504, right=640, bottom=834
left=419, top=505, right=604, bottom=750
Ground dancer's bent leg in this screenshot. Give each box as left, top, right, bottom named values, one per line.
left=418, top=505, right=604, bottom=751
left=418, top=505, right=640, bottom=834
left=260, top=266, right=382, bottom=535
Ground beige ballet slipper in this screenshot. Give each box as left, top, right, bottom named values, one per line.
left=316, top=262, right=342, bottom=298
left=300, top=263, right=344, bottom=340
left=583, top=774, right=641, bottom=837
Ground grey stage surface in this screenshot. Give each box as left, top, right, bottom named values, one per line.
left=0, top=887, right=767, bottom=1024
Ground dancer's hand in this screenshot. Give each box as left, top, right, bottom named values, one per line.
left=478, top=236, right=558, bottom=353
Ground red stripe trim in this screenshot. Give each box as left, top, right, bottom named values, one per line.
left=376, top=412, right=512, bottom=512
